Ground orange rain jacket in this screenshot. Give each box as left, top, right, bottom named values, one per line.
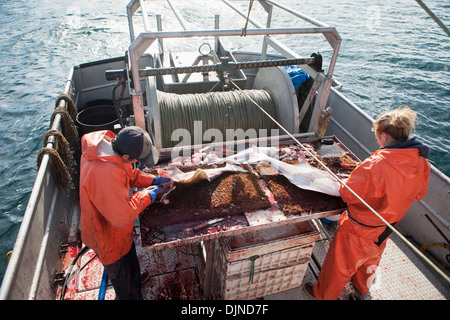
left=79, top=130, right=155, bottom=265
left=313, top=139, right=430, bottom=300
left=339, top=145, right=430, bottom=243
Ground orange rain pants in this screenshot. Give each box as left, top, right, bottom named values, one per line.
left=313, top=146, right=430, bottom=300
left=313, top=215, right=387, bottom=300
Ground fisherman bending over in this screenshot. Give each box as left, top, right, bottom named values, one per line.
left=79, top=126, right=169, bottom=300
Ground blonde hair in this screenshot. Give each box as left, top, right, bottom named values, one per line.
left=372, top=105, right=417, bottom=142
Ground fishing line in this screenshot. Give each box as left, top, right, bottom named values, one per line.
left=157, top=89, right=278, bottom=148
left=228, top=79, right=450, bottom=284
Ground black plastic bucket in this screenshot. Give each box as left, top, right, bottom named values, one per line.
left=76, top=105, right=120, bottom=136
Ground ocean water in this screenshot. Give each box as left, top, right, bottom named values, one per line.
left=0, top=0, right=448, bottom=284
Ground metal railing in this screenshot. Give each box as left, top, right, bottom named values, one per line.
left=124, top=0, right=341, bottom=132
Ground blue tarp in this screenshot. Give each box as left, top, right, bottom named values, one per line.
left=283, top=65, right=309, bottom=91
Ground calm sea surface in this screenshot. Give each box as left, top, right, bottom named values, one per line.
left=0, top=0, right=448, bottom=284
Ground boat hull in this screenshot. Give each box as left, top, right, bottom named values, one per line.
left=2, top=51, right=449, bottom=300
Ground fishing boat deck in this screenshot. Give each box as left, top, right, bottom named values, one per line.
left=268, top=226, right=450, bottom=300
left=58, top=220, right=449, bottom=300
left=57, top=137, right=450, bottom=300
left=2, top=0, right=449, bottom=302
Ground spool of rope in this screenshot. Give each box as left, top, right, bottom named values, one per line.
left=157, top=89, right=278, bottom=148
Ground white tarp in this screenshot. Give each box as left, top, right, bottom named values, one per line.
left=226, top=146, right=341, bottom=197
left=163, top=146, right=340, bottom=196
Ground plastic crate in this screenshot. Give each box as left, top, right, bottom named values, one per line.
left=214, top=220, right=319, bottom=299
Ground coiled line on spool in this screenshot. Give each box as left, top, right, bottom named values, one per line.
left=157, top=89, right=278, bottom=148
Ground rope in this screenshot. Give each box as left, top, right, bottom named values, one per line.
left=241, top=0, right=254, bottom=36
left=414, top=0, right=450, bottom=37
left=37, top=147, right=74, bottom=194
left=248, top=255, right=259, bottom=284
left=317, top=107, right=333, bottom=137
left=228, top=79, right=450, bottom=284
left=37, top=94, right=80, bottom=194
left=157, top=89, right=278, bottom=148
left=55, top=93, right=77, bottom=122
left=43, top=129, right=77, bottom=174
left=420, top=243, right=450, bottom=254
left=50, top=106, right=80, bottom=157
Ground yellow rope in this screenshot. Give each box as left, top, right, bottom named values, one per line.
left=241, top=0, right=254, bottom=36
left=420, top=243, right=450, bottom=253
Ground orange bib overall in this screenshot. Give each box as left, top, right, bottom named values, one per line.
left=313, top=147, right=430, bottom=299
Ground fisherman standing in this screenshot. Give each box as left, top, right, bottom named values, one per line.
left=79, top=126, right=169, bottom=300
left=305, top=106, right=431, bottom=300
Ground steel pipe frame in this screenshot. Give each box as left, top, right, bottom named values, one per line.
left=125, top=0, right=341, bottom=131
left=128, top=27, right=340, bottom=130
left=219, top=0, right=341, bottom=133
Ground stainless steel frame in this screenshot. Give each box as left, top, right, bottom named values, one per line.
left=125, top=0, right=341, bottom=136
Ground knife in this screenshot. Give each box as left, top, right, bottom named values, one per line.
left=193, top=217, right=226, bottom=232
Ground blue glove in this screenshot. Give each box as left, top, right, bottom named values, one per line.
left=152, top=176, right=171, bottom=185
left=146, top=186, right=161, bottom=203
